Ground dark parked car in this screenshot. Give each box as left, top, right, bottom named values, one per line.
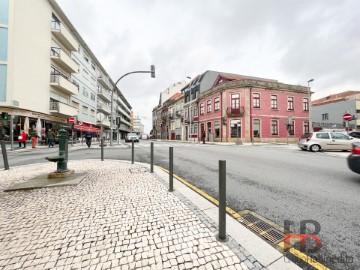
left=349, top=131, right=360, bottom=138
left=347, top=142, right=360, bottom=174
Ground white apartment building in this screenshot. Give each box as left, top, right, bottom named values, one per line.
left=0, top=0, right=132, bottom=142
left=132, top=116, right=142, bottom=135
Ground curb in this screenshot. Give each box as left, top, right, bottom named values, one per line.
left=156, top=166, right=329, bottom=270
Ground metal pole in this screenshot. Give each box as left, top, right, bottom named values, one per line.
left=217, top=160, right=228, bottom=242
left=10, top=115, right=14, bottom=151
left=71, top=128, right=74, bottom=146
left=237, top=125, right=239, bottom=145
left=150, top=142, right=154, bottom=173
left=110, top=86, right=114, bottom=147
left=110, top=68, right=155, bottom=146
left=101, top=138, right=104, bottom=161
left=287, top=126, right=289, bottom=145
left=131, top=140, right=134, bottom=164
left=169, top=147, right=173, bottom=192
left=1, top=140, right=9, bottom=170
left=308, top=79, right=314, bottom=133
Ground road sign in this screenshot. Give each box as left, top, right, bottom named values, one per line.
left=69, top=117, right=75, bottom=123
left=343, top=113, right=352, bottom=121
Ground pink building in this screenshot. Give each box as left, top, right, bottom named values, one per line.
left=196, top=75, right=310, bottom=143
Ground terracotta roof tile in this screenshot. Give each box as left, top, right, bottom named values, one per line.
left=312, top=90, right=360, bottom=106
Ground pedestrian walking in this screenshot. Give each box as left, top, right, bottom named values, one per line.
left=47, top=128, right=55, bottom=147
left=85, top=130, right=93, bottom=148
left=202, top=130, right=206, bottom=144
left=29, top=128, right=40, bottom=148
left=18, top=130, right=27, bottom=148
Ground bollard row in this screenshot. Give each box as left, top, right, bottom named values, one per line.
left=1, top=140, right=9, bottom=170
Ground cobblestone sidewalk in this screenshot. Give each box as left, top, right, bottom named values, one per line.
left=0, top=160, right=265, bottom=270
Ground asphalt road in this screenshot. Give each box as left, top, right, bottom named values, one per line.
left=1, top=140, right=359, bottom=270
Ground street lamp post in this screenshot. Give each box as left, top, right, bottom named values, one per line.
left=308, top=79, right=314, bottom=132
left=109, top=65, right=155, bottom=146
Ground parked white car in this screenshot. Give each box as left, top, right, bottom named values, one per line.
left=125, top=133, right=139, bottom=143
left=298, top=132, right=360, bottom=152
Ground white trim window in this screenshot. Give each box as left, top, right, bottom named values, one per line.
left=271, top=119, right=279, bottom=135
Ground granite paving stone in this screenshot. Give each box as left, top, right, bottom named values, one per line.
left=0, top=160, right=266, bottom=269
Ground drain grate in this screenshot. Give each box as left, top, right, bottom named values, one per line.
left=242, top=214, right=258, bottom=224
left=253, top=220, right=273, bottom=231
left=263, top=228, right=284, bottom=244
left=239, top=213, right=284, bottom=245
left=129, top=168, right=148, bottom=174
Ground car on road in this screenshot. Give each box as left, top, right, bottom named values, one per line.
left=298, top=131, right=360, bottom=152
left=349, top=131, right=360, bottom=138
left=141, top=134, right=148, bottom=140
left=347, top=142, right=360, bottom=174
left=125, top=133, right=139, bottom=143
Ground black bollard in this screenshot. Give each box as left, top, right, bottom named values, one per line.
left=1, top=140, right=9, bottom=170
left=169, top=147, right=173, bottom=192
left=101, top=138, right=104, bottom=161
left=150, top=142, right=154, bottom=173
left=131, top=140, right=134, bottom=164
left=216, top=160, right=228, bottom=242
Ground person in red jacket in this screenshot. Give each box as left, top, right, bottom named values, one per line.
left=18, top=130, right=27, bottom=148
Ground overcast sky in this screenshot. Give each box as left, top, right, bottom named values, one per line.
left=57, top=0, right=360, bottom=133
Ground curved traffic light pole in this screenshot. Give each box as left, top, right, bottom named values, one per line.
left=109, top=65, right=155, bottom=146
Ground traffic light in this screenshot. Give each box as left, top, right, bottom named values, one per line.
left=1, top=112, right=9, bottom=120
left=150, top=65, right=155, bottom=78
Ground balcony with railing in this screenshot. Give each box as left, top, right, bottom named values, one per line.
left=97, top=87, right=111, bottom=102
left=50, top=47, right=79, bottom=73
left=97, top=74, right=111, bottom=90
left=51, top=21, right=78, bottom=52
left=97, top=103, right=111, bottom=115
left=121, top=118, right=131, bottom=126
left=97, top=118, right=110, bottom=127
left=175, top=110, right=183, bottom=118
left=49, top=101, right=77, bottom=117
left=119, top=124, right=131, bottom=132
left=226, top=106, right=245, bottom=117
left=50, top=74, right=78, bottom=95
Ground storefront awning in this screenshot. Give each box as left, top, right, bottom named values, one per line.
left=73, top=125, right=102, bottom=133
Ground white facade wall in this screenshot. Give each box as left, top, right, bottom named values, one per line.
left=161, top=81, right=186, bottom=106
left=7, top=0, right=54, bottom=114
left=0, top=0, right=133, bottom=139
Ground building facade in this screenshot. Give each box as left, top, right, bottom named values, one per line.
left=153, top=71, right=310, bottom=143
left=196, top=76, right=309, bottom=143
left=0, top=0, right=132, bottom=142
left=312, top=91, right=360, bottom=130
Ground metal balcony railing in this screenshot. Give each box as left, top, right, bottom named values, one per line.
left=50, top=47, right=60, bottom=57
left=49, top=101, right=59, bottom=111
left=226, top=106, right=245, bottom=117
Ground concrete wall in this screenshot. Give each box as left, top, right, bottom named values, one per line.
left=312, top=99, right=356, bottom=126
left=7, top=0, right=52, bottom=113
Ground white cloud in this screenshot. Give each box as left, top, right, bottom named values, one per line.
left=58, top=0, right=360, bottom=132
